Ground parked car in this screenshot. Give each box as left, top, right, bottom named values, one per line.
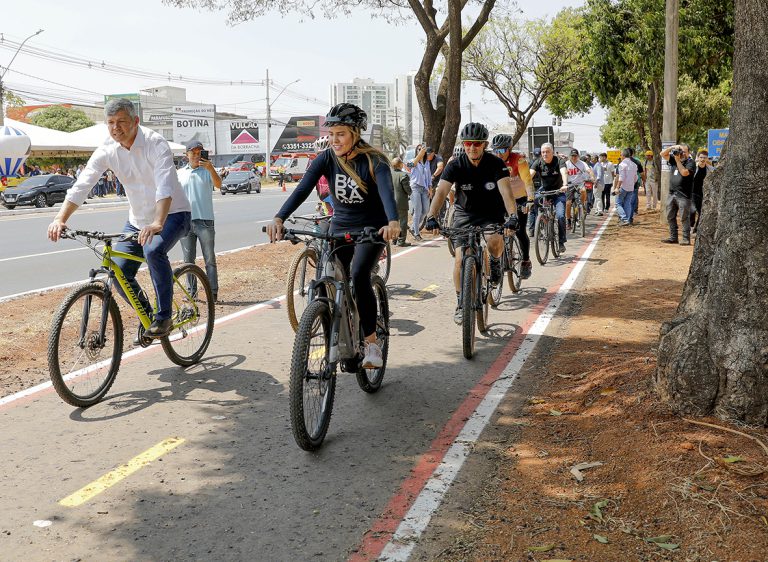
left=220, top=170, right=261, bottom=195
left=1, top=174, right=74, bottom=209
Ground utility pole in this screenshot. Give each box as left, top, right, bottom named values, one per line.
left=0, top=29, right=44, bottom=126
left=660, top=0, right=679, bottom=224
left=468, top=101, right=473, bottom=122
left=265, top=68, right=271, bottom=178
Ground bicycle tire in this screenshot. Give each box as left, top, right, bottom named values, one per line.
left=373, top=242, right=391, bottom=284
left=477, top=252, right=490, bottom=332
left=290, top=299, right=336, bottom=450
left=551, top=217, right=561, bottom=258
left=570, top=203, right=577, bottom=234
left=461, top=258, right=477, bottom=359
left=48, top=282, right=123, bottom=407
left=445, top=204, right=456, bottom=257
left=356, top=275, right=389, bottom=393
left=580, top=203, right=587, bottom=237
left=507, top=235, right=523, bottom=293
left=489, top=251, right=503, bottom=309
left=286, top=247, right=319, bottom=332
left=161, top=263, right=215, bottom=366
left=534, top=214, right=549, bottom=265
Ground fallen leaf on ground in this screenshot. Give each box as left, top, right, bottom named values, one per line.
left=549, top=409, right=563, bottom=416
left=570, top=461, right=604, bottom=482
left=593, top=534, right=609, bottom=544
left=555, top=374, right=572, bottom=379
left=541, top=559, right=573, bottom=562
left=723, top=455, right=745, bottom=463
left=529, top=398, right=546, bottom=404
left=527, top=543, right=555, bottom=552
left=599, top=387, right=618, bottom=396
left=644, top=535, right=679, bottom=550
left=587, top=499, right=609, bottom=522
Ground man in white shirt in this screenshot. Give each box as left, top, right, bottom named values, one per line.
left=613, top=148, right=638, bottom=226
left=47, top=98, right=192, bottom=337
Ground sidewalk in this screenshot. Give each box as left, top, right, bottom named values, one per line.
left=411, top=204, right=768, bottom=561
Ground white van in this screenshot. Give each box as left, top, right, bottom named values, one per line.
left=269, top=155, right=313, bottom=182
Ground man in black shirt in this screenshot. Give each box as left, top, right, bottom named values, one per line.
left=690, top=149, right=713, bottom=233
left=529, top=142, right=569, bottom=252
left=660, top=143, right=696, bottom=245
left=425, top=122, right=517, bottom=325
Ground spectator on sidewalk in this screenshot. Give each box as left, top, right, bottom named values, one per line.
left=410, top=145, right=432, bottom=241
left=591, top=153, right=605, bottom=216
left=599, top=153, right=614, bottom=212
left=690, top=148, right=714, bottom=233
left=644, top=150, right=658, bottom=210
left=614, top=148, right=638, bottom=226
left=391, top=157, right=412, bottom=246
left=178, top=140, right=222, bottom=302
left=424, top=147, right=444, bottom=199
left=660, top=143, right=696, bottom=245
left=628, top=147, right=645, bottom=223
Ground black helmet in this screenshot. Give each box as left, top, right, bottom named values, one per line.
left=325, top=103, right=367, bottom=131
left=460, top=122, right=488, bottom=141
left=490, top=134, right=513, bottom=150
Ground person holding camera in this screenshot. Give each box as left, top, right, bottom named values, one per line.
left=179, top=140, right=222, bottom=302
left=660, top=143, right=696, bottom=245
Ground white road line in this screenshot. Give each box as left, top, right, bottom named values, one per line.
left=378, top=212, right=614, bottom=562
left=0, top=247, right=88, bottom=263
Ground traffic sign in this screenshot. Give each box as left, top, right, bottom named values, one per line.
left=707, top=128, right=729, bottom=159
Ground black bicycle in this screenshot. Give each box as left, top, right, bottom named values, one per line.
left=568, top=185, right=587, bottom=238
left=489, top=227, right=524, bottom=306
left=439, top=224, right=501, bottom=359
left=533, top=189, right=563, bottom=265
left=265, top=225, right=389, bottom=451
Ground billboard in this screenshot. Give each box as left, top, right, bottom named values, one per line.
left=173, top=105, right=215, bottom=153
left=227, top=120, right=260, bottom=153
left=707, top=128, right=729, bottom=160
left=272, top=115, right=324, bottom=153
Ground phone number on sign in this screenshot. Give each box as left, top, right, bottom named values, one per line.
left=280, top=142, right=315, bottom=151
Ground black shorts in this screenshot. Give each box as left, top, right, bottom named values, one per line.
left=451, top=209, right=503, bottom=248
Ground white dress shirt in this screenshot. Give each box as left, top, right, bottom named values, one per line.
left=66, top=126, right=191, bottom=228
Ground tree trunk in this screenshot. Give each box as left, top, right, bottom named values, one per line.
left=655, top=0, right=768, bottom=425
left=647, top=80, right=663, bottom=183
left=438, top=0, right=463, bottom=160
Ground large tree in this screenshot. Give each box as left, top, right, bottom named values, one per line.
left=655, top=0, right=767, bottom=425
left=163, top=0, right=503, bottom=160
left=30, top=105, right=93, bottom=132
left=463, top=10, right=591, bottom=146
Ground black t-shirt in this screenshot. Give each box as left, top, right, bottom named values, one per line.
left=276, top=149, right=398, bottom=231
left=631, top=157, right=643, bottom=189
left=427, top=154, right=443, bottom=187
left=668, top=155, right=696, bottom=198
left=693, top=165, right=708, bottom=199
left=530, top=157, right=565, bottom=190
left=440, top=152, right=508, bottom=219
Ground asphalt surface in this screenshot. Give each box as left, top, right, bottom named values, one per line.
left=0, top=215, right=607, bottom=561
left=0, top=187, right=315, bottom=299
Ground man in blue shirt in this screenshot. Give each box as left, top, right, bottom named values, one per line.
left=178, top=140, right=222, bottom=301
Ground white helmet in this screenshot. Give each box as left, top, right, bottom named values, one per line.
left=315, top=136, right=330, bottom=151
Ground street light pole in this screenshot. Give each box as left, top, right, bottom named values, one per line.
left=0, top=29, right=44, bottom=126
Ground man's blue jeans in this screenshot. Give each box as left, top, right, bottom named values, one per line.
left=180, top=219, right=219, bottom=294
left=615, top=189, right=635, bottom=223
left=113, top=212, right=191, bottom=321
left=410, top=185, right=430, bottom=236
left=531, top=190, right=567, bottom=243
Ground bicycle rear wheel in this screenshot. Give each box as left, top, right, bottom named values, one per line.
left=534, top=214, right=549, bottom=265
left=372, top=242, right=391, bottom=284
left=356, top=275, right=389, bottom=393
left=580, top=203, right=587, bottom=237
left=445, top=204, right=456, bottom=257
left=461, top=258, right=477, bottom=359
left=286, top=246, right=319, bottom=332
left=48, top=282, right=123, bottom=407
left=477, top=253, right=491, bottom=329
left=551, top=216, right=561, bottom=258
left=161, top=264, right=215, bottom=366
left=290, top=299, right=336, bottom=450
left=506, top=235, right=523, bottom=293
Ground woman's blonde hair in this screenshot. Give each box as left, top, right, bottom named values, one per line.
left=330, top=126, right=390, bottom=195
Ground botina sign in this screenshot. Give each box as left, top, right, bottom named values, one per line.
left=173, top=105, right=215, bottom=153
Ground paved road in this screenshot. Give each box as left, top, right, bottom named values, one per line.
left=0, top=187, right=316, bottom=299
left=0, top=216, right=609, bottom=561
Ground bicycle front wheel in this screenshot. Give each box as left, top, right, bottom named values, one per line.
left=161, top=264, right=215, bottom=366
left=290, top=299, right=336, bottom=450
left=551, top=218, right=561, bottom=258
left=286, top=247, right=319, bottom=332
left=48, top=282, right=123, bottom=407
left=534, top=214, right=549, bottom=265
left=507, top=235, right=523, bottom=293
left=356, top=275, right=389, bottom=393
left=461, top=258, right=477, bottom=359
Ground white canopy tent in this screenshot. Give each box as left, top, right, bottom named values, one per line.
left=67, top=124, right=187, bottom=156
left=3, top=118, right=94, bottom=156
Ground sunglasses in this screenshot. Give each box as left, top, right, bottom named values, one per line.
left=463, top=141, right=485, bottom=148
left=493, top=148, right=508, bottom=154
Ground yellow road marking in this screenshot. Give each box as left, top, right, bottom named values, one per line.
left=411, top=284, right=439, bottom=300
left=59, top=437, right=186, bottom=507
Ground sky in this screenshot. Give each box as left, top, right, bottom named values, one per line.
left=0, top=0, right=606, bottom=151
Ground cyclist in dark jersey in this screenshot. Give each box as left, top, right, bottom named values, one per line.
left=530, top=142, right=569, bottom=252
left=424, top=122, right=518, bottom=324
left=267, top=103, right=400, bottom=368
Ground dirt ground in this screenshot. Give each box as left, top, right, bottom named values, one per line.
left=3, top=200, right=767, bottom=560
left=428, top=201, right=768, bottom=561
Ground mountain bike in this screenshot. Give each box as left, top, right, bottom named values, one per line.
left=47, top=230, right=215, bottom=407
left=533, top=190, right=562, bottom=265
left=489, top=228, right=524, bottom=306
left=266, top=225, right=389, bottom=451
left=568, top=185, right=587, bottom=238
left=439, top=224, right=499, bottom=359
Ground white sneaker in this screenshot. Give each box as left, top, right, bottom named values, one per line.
left=454, top=306, right=463, bottom=325
left=362, top=342, right=383, bottom=369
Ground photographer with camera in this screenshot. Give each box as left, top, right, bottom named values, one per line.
left=660, top=143, right=696, bottom=245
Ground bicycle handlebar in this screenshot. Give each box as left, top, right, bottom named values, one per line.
left=261, top=225, right=385, bottom=245
left=437, top=224, right=502, bottom=238
left=535, top=189, right=565, bottom=198
left=61, top=229, right=139, bottom=242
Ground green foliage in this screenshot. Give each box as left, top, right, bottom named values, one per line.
left=601, top=91, right=647, bottom=148
left=2, top=89, right=25, bottom=108
left=382, top=125, right=409, bottom=158
left=30, top=105, right=94, bottom=132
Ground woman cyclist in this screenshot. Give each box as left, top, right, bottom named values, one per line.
left=266, top=103, right=400, bottom=368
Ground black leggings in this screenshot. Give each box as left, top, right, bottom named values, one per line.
left=333, top=241, right=383, bottom=337
left=515, top=197, right=530, bottom=261
left=602, top=185, right=611, bottom=211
